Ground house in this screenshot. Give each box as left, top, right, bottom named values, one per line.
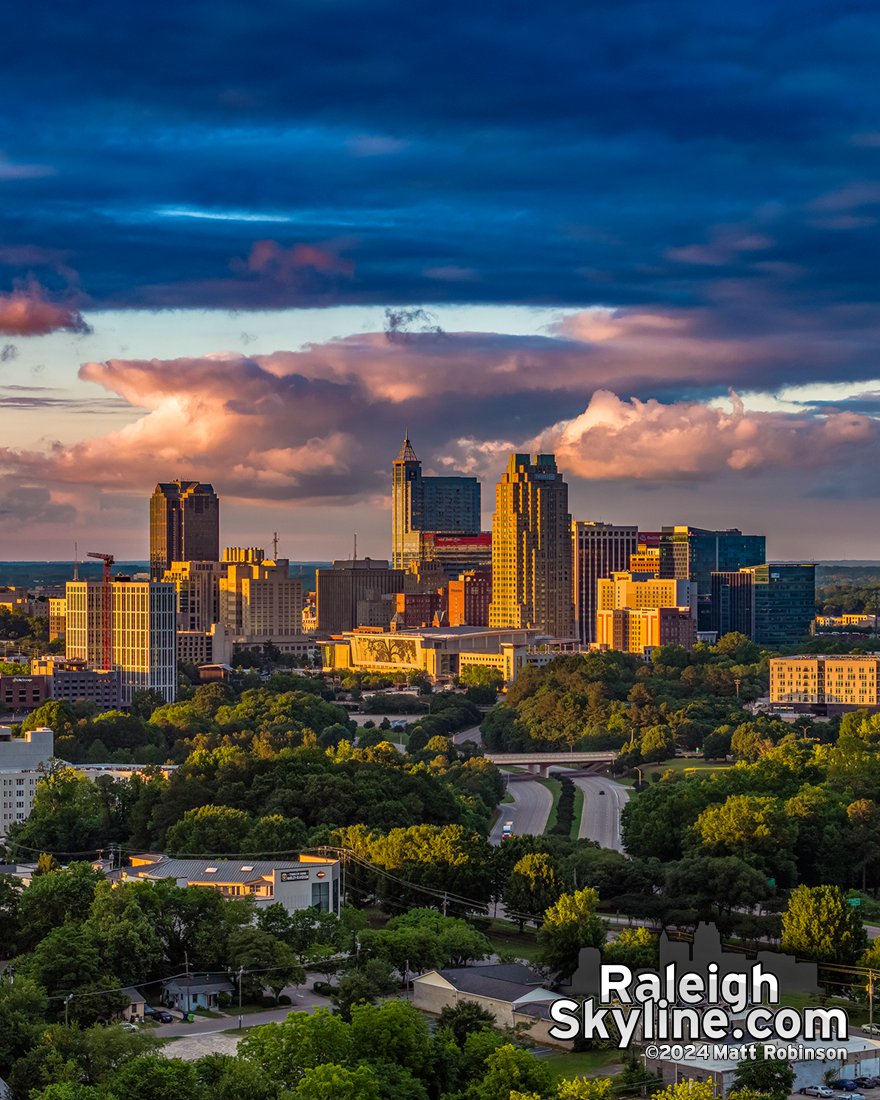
left=412, top=963, right=565, bottom=1046
left=124, top=853, right=341, bottom=915
left=117, top=987, right=146, bottom=1021
left=162, top=973, right=234, bottom=1013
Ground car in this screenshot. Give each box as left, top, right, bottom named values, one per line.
left=802, top=1088, right=834, bottom=1097
left=156, top=1011, right=174, bottom=1023
left=501, top=822, right=513, bottom=834
left=843, top=1093, right=866, bottom=1100
left=861, top=1024, right=880, bottom=1035
left=855, top=1080, right=876, bottom=1089
left=598, top=789, right=606, bottom=795
left=831, top=1084, right=858, bottom=1092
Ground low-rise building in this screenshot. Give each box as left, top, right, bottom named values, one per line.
left=162, top=974, right=233, bottom=1013
left=0, top=674, right=50, bottom=713
left=124, top=853, right=341, bottom=914
left=412, top=963, right=564, bottom=1046
left=596, top=606, right=697, bottom=654
left=31, top=657, right=122, bottom=710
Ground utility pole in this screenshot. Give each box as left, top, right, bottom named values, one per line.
left=869, top=970, right=874, bottom=1030
left=237, top=966, right=244, bottom=1030
left=184, top=951, right=190, bottom=1019
left=442, top=891, right=448, bottom=917
left=64, top=993, right=73, bottom=1027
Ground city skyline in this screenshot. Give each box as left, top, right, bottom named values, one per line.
left=3, top=3, right=880, bottom=558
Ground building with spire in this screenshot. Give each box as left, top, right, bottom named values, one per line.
left=488, top=453, right=574, bottom=640
left=391, top=434, right=481, bottom=570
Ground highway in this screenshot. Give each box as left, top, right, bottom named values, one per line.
left=452, top=723, right=484, bottom=746
left=573, top=774, right=630, bottom=851
left=489, top=775, right=553, bottom=845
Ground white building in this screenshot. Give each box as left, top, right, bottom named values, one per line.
left=0, top=727, right=54, bottom=838
left=65, top=579, right=177, bottom=704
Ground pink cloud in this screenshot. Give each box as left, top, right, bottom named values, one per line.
left=242, top=240, right=355, bottom=280
left=0, top=283, right=91, bottom=336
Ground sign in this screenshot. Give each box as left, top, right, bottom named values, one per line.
left=280, top=870, right=310, bottom=882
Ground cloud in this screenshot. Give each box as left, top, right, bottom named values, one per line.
left=240, top=240, right=355, bottom=280
left=534, top=391, right=877, bottom=480
left=0, top=283, right=91, bottom=337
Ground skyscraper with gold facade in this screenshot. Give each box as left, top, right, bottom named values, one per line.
left=488, top=453, right=574, bottom=639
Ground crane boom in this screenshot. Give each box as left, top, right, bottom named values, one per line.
left=86, top=552, right=115, bottom=671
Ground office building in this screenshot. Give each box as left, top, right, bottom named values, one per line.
left=163, top=560, right=225, bottom=632
left=770, top=654, right=880, bottom=714
left=572, top=522, right=638, bottom=645
left=659, top=526, right=765, bottom=630
left=711, top=563, right=815, bottom=647
left=315, top=559, right=405, bottom=634
left=418, top=532, right=492, bottom=578
left=448, top=570, right=492, bottom=627
left=65, top=579, right=176, bottom=704
left=0, top=675, right=50, bottom=712
left=32, top=657, right=123, bottom=710
left=391, top=434, right=481, bottom=569
left=392, top=591, right=446, bottom=629
left=0, top=727, right=55, bottom=837
left=489, top=453, right=574, bottom=640
left=629, top=546, right=660, bottom=576
left=597, top=571, right=696, bottom=617
left=176, top=624, right=233, bottom=666
left=596, top=606, right=697, bottom=655
left=150, top=481, right=220, bottom=579
left=219, top=555, right=303, bottom=637
left=48, top=597, right=67, bottom=641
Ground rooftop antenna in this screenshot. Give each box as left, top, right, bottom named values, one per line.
left=73, top=542, right=79, bottom=581
left=272, top=531, right=279, bottom=559
left=353, top=533, right=357, bottom=563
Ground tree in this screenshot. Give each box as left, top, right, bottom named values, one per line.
left=6, top=771, right=107, bottom=859
left=556, top=1079, right=614, bottom=1100
left=165, top=804, right=251, bottom=855
left=17, top=863, right=103, bottom=952
left=292, top=1063, right=380, bottom=1100
left=652, top=1083, right=716, bottom=1100
left=504, top=853, right=563, bottom=925
left=104, top=1054, right=199, bottom=1099
left=781, top=884, right=867, bottom=963
left=733, top=1048, right=795, bottom=1100
left=331, top=960, right=396, bottom=1020
left=603, top=926, right=658, bottom=969
left=0, top=974, right=48, bottom=1073
left=244, top=814, right=308, bottom=856
left=847, top=799, right=880, bottom=890
left=238, top=1008, right=353, bottom=1089
left=22, top=700, right=76, bottom=736
left=538, top=888, right=606, bottom=979
left=350, top=1001, right=432, bottom=1079
left=437, top=1001, right=495, bottom=1047
left=227, top=927, right=305, bottom=1000
left=471, top=1043, right=552, bottom=1100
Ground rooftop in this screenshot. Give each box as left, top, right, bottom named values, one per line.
left=130, top=858, right=310, bottom=884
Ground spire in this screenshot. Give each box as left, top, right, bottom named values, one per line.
left=395, top=430, right=419, bottom=463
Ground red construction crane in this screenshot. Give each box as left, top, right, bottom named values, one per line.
left=86, top=552, right=115, bottom=671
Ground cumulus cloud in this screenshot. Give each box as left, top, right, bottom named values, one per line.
left=532, top=391, right=877, bottom=481
left=0, top=283, right=91, bottom=337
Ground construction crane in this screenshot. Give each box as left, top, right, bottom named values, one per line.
left=87, top=552, right=115, bottom=671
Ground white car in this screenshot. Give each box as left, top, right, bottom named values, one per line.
left=801, top=1089, right=834, bottom=1098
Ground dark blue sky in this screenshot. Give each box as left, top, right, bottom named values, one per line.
left=2, top=0, right=880, bottom=558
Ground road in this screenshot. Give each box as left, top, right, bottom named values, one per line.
left=452, top=723, right=484, bottom=747
left=573, top=774, right=630, bottom=851
left=155, top=987, right=332, bottom=1038
left=489, top=774, right=553, bottom=845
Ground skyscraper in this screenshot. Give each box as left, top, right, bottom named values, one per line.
left=489, top=453, right=574, bottom=639
left=391, top=435, right=481, bottom=569
left=659, top=526, right=765, bottom=630
left=316, top=559, right=406, bottom=634
left=572, top=521, right=638, bottom=645
left=711, top=563, right=815, bottom=647
left=219, top=553, right=304, bottom=637
left=65, top=578, right=177, bottom=704
left=150, top=481, right=220, bottom=579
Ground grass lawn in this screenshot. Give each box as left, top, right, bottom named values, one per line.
left=502, top=791, right=515, bottom=804
left=777, top=991, right=869, bottom=1027
left=570, top=782, right=585, bottom=840
left=541, top=1049, right=624, bottom=1081
left=538, top=776, right=563, bottom=833
left=486, top=923, right=542, bottom=963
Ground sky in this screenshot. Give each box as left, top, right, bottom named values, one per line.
left=2, top=0, right=880, bottom=560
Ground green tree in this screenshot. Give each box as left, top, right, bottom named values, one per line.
left=238, top=1008, right=353, bottom=1089
left=538, top=888, right=606, bottom=979
left=17, top=863, right=103, bottom=952
left=105, top=1054, right=199, bottom=1099
left=350, top=1001, right=432, bottom=1079
left=603, top=926, right=658, bottom=969
left=732, top=1047, right=795, bottom=1100
left=6, top=771, right=106, bottom=859
left=165, top=804, right=251, bottom=855
left=0, top=974, right=48, bottom=1073
left=227, top=927, right=305, bottom=1000
left=292, top=1063, right=380, bottom=1100
left=781, top=884, right=867, bottom=963
left=437, top=1000, right=495, bottom=1047
left=504, top=853, right=563, bottom=925
left=470, top=1043, right=552, bottom=1100
left=244, top=814, right=307, bottom=856
left=22, top=700, right=76, bottom=736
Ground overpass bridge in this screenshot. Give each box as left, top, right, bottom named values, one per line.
left=485, top=750, right=617, bottom=777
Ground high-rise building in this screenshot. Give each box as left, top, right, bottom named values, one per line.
left=150, top=481, right=220, bottom=579
left=162, top=561, right=225, bottom=632
left=391, top=435, right=481, bottom=569
left=597, top=571, right=696, bottom=617
left=219, top=555, right=303, bottom=637
left=418, top=532, right=492, bottom=578
left=48, top=597, right=67, bottom=641
left=0, top=727, right=54, bottom=837
left=572, top=522, right=638, bottom=645
left=448, top=570, right=492, bottom=627
left=659, top=526, right=765, bottom=630
left=316, top=559, right=406, bottom=634
left=488, top=453, right=574, bottom=639
left=65, top=578, right=177, bottom=704
left=712, top=563, right=815, bottom=647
